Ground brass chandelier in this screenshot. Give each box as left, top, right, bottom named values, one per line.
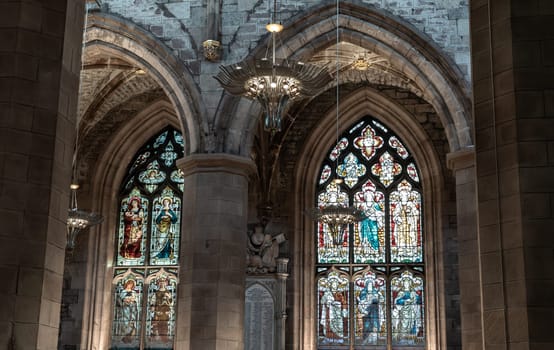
left=307, top=0, right=365, bottom=234
left=67, top=183, right=103, bottom=250
left=66, top=5, right=103, bottom=250
left=215, top=1, right=331, bottom=134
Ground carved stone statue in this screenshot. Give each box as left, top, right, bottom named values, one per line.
left=246, top=225, right=286, bottom=273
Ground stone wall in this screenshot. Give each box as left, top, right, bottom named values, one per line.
left=96, top=0, right=471, bottom=81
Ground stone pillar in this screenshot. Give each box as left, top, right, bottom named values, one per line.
left=470, top=0, right=554, bottom=348
left=176, top=153, right=255, bottom=350
left=447, top=150, right=482, bottom=350
left=275, top=258, right=289, bottom=350
left=0, top=0, right=85, bottom=349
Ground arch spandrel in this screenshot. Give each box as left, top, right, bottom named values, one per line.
left=82, top=12, right=207, bottom=156
left=217, top=2, right=472, bottom=155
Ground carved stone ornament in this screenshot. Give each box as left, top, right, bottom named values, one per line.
left=202, top=39, right=221, bottom=61
left=246, top=225, right=286, bottom=274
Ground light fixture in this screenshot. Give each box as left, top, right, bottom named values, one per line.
left=214, top=0, right=331, bottom=134
left=353, top=56, right=370, bottom=71
left=66, top=4, right=103, bottom=250
left=67, top=183, right=103, bottom=250
left=307, top=0, right=364, bottom=234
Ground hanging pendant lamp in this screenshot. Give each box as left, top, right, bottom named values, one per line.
left=215, top=0, right=331, bottom=134
left=307, top=0, right=365, bottom=234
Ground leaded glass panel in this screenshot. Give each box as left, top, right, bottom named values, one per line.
left=315, top=116, right=425, bottom=349
left=390, top=180, right=422, bottom=263
left=317, top=181, right=350, bottom=264
left=117, top=189, right=148, bottom=266
left=317, top=270, right=350, bottom=346
left=353, top=181, right=385, bottom=263
left=112, top=271, right=145, bottom=349
left=150, top=188, right=181, bottom=266
left=391, top=271, right=424, bottom=345
left=354, top=270, right=387, bottom=346
left=112, top=127, right=184, bottom=350
left=145, top=270, right=178, bottom=349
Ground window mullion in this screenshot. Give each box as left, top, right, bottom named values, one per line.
left=139, top=272, right=149, bottom=350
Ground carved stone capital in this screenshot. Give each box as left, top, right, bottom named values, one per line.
left=177, top=153, right=256, bottom=178
left=446, top=147, right=475, bottom=171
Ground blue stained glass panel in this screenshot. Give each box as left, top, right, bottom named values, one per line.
left=138, top=161, right=166, bottom=193
left=160, top=142, right=177, bottom=167
left=173, top=131, right=184, bottom=146
left=111, top=273, right=144, bottom=349
left=154, top=131, right=168, bottom=148
left=336, top=153, right=366, bottom=188
left=353, top=181, right=386, bottom=263
left=354, top=270, right=387, bottom=346
left=149, top=188, right=181, bottom=266
left=391, top=271, right=424, bottom=345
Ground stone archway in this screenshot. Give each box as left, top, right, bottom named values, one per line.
left=83, top=12, right=206, bottom=154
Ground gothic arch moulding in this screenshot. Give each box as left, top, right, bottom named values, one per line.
left=225, top=1, right=472, bottom=156
left=293, top=87, right=448, bottom=350
left=84, top=11, right=206, bottom=154
left=80, top=101, right=181, bottom=350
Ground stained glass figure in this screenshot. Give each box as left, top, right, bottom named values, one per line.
left=389, top=136, right=409, bottom=159
left=150, top=188, right=181, bottom=266
left=390, top=181, right=422, bottom=263
left=371, top=151, right=402, bottom=187
left=145, top=271, right=178, bottom=349
left=170, top=169, right=184, bottom=192
left=317, top=181, right=350, bottom=264
left=117, top=189, right=148, bottom=266
left=138, top=161, right=167, bottom=193
left=354, top=270, right=387, bottom=346
left=353, top=181, right=385, bottom=263
left=353, top=125, right=384, bottom=161
left=407, top=163, right=420, bottom=182
left=112, top=127, right=185, bottom=350
left=317, top=271, right=350, bottom=345
left=315, top=116, right=425, bottom=349
left=319, top=165, right=332, bottom=185
left=112, top=273, right=144, bottom=349
left=391, top=271, right=424, bottom=345
left=336, top=153, right=366, bottom=188
left=329, top=137, right=348, bottom=161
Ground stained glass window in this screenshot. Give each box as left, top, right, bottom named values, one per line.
left=315, top=116, right=425, bottom=349
left=111, top=127, right=184, bottom=350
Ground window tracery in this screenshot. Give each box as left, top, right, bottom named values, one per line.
left=111, top=127, right=183, bottom=350
left=315, top=117, right=424, bottom=349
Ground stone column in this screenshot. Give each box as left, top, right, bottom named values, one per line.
left=0, top=0, right=85, bottom=349
left=176, top=153, right=255, bottom=350
left=447, top=150, right=482, bottom=350
left=470, top=0, right=554, bottom=348
left=275, top=258, right=289, bottom=350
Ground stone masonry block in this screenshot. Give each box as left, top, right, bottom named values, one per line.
left=15, top=295, right=40, bottom=323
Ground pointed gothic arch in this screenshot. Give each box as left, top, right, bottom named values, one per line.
left=293, top=87, right=449, bottom=349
